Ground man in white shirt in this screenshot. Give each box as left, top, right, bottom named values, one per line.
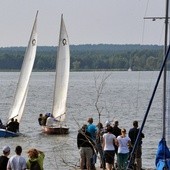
left=7, top=146, right=27, bottom=170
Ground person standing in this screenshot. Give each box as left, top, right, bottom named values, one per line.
left=86, top=117, right=97, bottom=169
left=26, top=148, right=45, bottom=170
left=117, top=128, right=131, bottom=170
left=0, top=146, right=10, bottom=170
left=96, top=122, right=105, bottom=169
left=7, top=145, right=27, bottom=170
left=128, top=120, right=145, bottom=170
left=102, top=126, right=117, bottom=170
left=112, top=121, right=121, bottom=138
left=112, top=120, right=121, bottom=168
left=77, top=124, right=94, bottom=170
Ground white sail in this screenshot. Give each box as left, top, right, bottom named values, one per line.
left=8, top=11, right=38, bottom=123
left=52, top=14, right=70, bottom=122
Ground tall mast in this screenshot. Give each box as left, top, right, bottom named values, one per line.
left=163, top=0, right=169, bottom=139
left=144, top=0, right=169, bottom=139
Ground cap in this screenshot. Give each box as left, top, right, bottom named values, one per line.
left=105, top=120, right=110, bottom=126
left=3, top=146, right=10, bottom=153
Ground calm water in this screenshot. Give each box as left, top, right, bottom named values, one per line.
left=0, top=71, right=165, bottom=169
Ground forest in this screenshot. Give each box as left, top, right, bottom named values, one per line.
left=0, top=44, right=165, bottom=71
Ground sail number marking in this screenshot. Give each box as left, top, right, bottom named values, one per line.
left=62, top=39, right=67, bottom=46
left=32, top=39, right=36, bottom=46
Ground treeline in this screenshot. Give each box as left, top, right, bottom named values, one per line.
left=0, top=44, right=165, bottom=71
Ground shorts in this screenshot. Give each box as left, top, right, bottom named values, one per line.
left=104, top=150, right=115, bottom=164
left=79, top=147, right=93, bottom=163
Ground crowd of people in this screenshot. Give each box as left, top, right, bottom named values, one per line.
left=0, top=118, right=19, bottom=133
left=1, top=116, right=144, bottom=170
left=77, top=118, right=145, bottom=170
left=0, top=145, right=45, bottom=170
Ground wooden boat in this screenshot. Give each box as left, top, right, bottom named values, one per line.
left=42, top=14, right=70, bottom=135
left=0, top=11, right=38, bottom=137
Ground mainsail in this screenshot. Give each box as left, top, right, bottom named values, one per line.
left=52, top=14, right=70, bottom=122
left=8, top=11, right=38, bottom=123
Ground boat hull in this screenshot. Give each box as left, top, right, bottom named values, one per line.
left=42, top=126, right=69, bottom=135
left=0, top=129, right=19, bottom=137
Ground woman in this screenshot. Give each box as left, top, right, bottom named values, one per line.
left=102, top=125, right=117, bottom=170
left=26, top=148, right=45, bottom=170
left=117, top=128, right=131, bottom=170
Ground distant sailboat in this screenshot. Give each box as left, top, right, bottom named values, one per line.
left=0, top=11, right=38, bottom=137
left=42, top=14, right=70, bottom=134
left=128, top=67, right=132, bottom=71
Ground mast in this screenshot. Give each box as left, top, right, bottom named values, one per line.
left=144, top=0, right=169, bottom=139
left=163, top=0, right=169, bottom=139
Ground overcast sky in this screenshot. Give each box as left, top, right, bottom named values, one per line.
left=0, top=0, right=166, bottom=47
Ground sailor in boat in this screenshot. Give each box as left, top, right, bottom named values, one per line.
left=14, top=119, right=19, bottom=133
left=0, top=119, right=6, bottom=129
left=6, top=118, right=19, bottom=133
left=46, top=115, right=55, bottom=127
left=38, top=114, right=43, bottom=126
left=40, top=114, right=48, bottom=126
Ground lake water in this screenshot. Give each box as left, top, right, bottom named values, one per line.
left=0, top=71, right=166, bottom=169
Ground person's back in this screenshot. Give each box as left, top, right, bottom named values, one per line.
left=86, top=118, right=97, bottom=141
left=14, top=119, right=19, bottom=132
left=6, top=118, right=16, bottom=132
left=0, top=119, right=6, bottom=129
left=26, top=148, right=45, bottom=170
left=38, top=114, right=43, bottom=126
left=0, top=146, right=10, bottom=170
left=112, top=121, right=121, bottom=137
left=128, top=121, right=144, bottom=170
left=129, top=121, right=144, bottom=146
left=46, top=116, right=54, bottom=127
left=7, top=146, right=26, bottom=170
left=77, top=124, right=94, bottom=170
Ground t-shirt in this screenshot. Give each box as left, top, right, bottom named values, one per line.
left=103, top=133, right=116, bottom=151
left=128, top=128, right=144, bottom=146
left=0, top=155, right=9, bottom=170
left=87, top=124, right=97, bottom=140
left=7, top=155, right=27, bottom=170
left=117, top=135, right=131, bottom=154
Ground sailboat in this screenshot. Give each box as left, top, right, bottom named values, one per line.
left=0, top=11, right=38, bottom=137
left=42, top=14, right=70, bottom=134
left=128, top=1, right=170, bottom=169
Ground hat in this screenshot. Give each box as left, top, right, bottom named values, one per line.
left=105, top=120, right=110, bottom=126
left=3, top=146, right=10, bottom=153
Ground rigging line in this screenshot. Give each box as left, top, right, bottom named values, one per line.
left=135, top=71, right=140, bottom=116
left=127, top=44, right=170, bottom=169
left=141, top=0, right=150, bottom=44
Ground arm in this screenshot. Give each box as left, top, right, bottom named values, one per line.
left=7, top=160, right=11, bottom=170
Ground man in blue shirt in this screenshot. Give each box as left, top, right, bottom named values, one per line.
left=86, top=117, right=97, bottom=169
